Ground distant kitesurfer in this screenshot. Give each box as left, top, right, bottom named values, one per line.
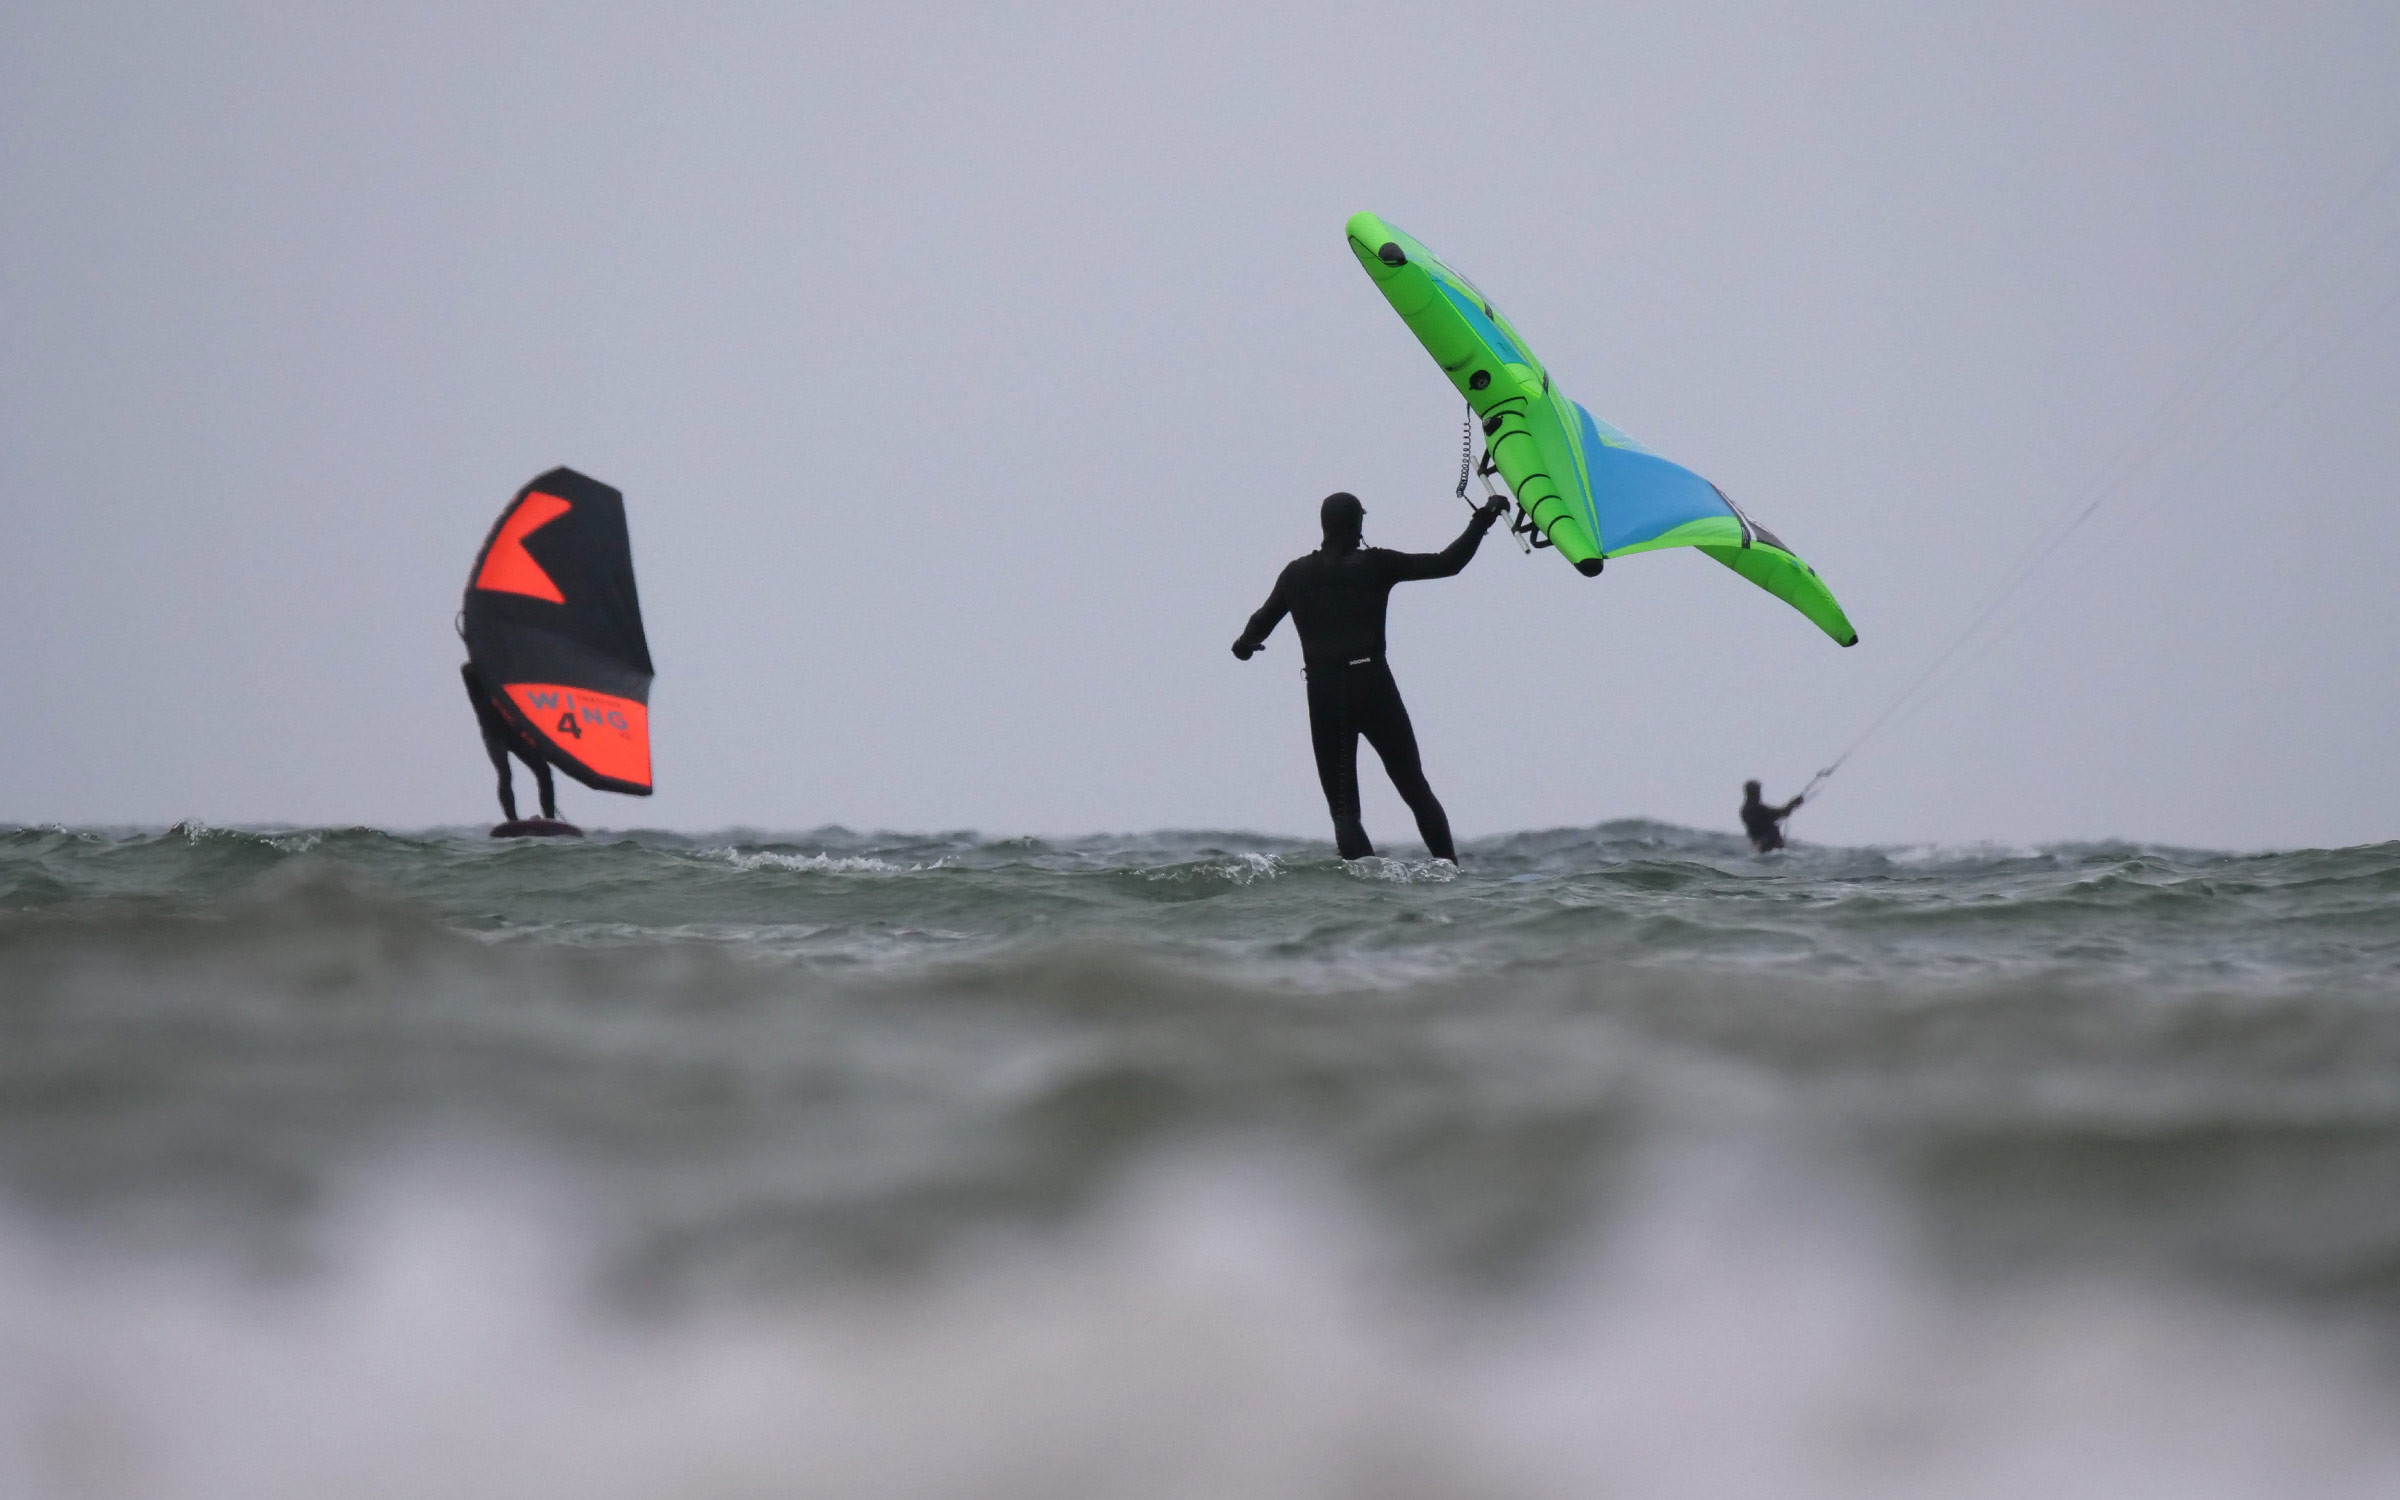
left=1232, top=491, right=1507, bottom=862
left=1741, top=780, right=1802, bottom=854
left=462, top=663, right=558, bottom=824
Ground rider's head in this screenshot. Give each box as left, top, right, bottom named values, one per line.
left=1743, top=780, right=1762, bottom=801
left=1320, top=492, right=1365, bottom=550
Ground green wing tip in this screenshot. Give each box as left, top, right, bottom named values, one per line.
left=1843, top=633, right=1859, bottom=647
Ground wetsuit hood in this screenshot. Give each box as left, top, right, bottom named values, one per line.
left=1320, top=492, right=1365, bottom=550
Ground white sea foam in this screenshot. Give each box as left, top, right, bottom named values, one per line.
left=1144, top=852, right=1283, bottom=885
left=157, top=821, right=320, bottom=854
left=1883, top=839, right=2050, bottom=867
left=4, top=1147, right=2389, bottom=1500
left=703, top=847, right=948, bottom=876
left=1344, top=855, right=1461, bottom=884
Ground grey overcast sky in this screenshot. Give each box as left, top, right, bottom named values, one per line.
left=4, top=2, right=2396, bottom=849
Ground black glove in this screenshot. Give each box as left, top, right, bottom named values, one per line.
left=1475, top=495, right=1508, bottom=528
left=1232, top=639, right=1257, bottom=660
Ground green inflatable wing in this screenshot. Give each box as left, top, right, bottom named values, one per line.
left=1345, top=211, right=1857, bottom=647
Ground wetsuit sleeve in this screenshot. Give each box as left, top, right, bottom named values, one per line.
left=1381, top=508, right=1498, bottom=582
left=1235, top=568, right=1292, bottom=652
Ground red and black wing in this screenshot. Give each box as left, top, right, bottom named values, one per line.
left=461, top=468, right=655, bottom=795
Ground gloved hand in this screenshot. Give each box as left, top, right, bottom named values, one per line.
left=1232, top=639, right=1258, bottom=661
left=1475, top=495, right=1508, bottom=528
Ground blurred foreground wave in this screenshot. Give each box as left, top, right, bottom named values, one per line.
left=4, top=823, right=2400, bottom=1497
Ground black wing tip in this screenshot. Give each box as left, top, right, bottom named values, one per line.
left=1575, top=557, right=1604, bottom=577
left=523, top=464, right=621, bottom=501
left=1841, top=632, right=1860, bottom=647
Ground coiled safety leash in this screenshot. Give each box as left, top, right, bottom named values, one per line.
left=1454, top=403, right=1532, bottom=553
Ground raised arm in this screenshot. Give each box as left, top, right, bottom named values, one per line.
left=1383, top=498, right=1507, bottom=582
left=1777, top=795, right=1805, bottom=818
left=1232, top=570, right=1291, bottom=660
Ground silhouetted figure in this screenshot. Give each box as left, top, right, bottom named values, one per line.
left=1233, top=491, right=1506, bottom=861
left=1741, top=779, right=1802, bottom=853
left=462, top=664, right=557, bottom=823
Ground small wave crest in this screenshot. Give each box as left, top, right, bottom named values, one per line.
left=702, top=847, right=951, bottom=876
left=1140, top=852, right=1284, bottom=886
left=1344, top=855, right=1460, bottom=884
left=163, top=820, right=331, bottom=855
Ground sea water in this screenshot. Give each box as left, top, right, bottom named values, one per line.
left=3, top=822, right=2399, bottom=1498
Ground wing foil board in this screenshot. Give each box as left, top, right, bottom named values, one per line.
left=491, top=818, right=584, bottom=839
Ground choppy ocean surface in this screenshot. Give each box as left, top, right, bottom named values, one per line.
left=5, top=820, right=2400, bottom=1498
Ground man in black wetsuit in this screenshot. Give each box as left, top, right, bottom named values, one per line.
left=1740, top=780, right=1802, bottom=853
left=461, top=664, right=557, bottom=823
left=1232, top=491, right=1508, bottom=861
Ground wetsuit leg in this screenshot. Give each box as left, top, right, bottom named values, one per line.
left=480, top=723, right=519, bottom=822
left=531, top=757, right=557, bottom=820
left=1356, top=664, right=1458, bottom=863
left=1305, top=669, right=1374, bottom=858
left=465, top=667, right=520, bottom=822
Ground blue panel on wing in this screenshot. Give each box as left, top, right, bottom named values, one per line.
left=1574, top=402, right=1733, bottom=552
left=1436, top=283, right=1527, bottom=367
left=1574, top=402, right=1656, bottom=457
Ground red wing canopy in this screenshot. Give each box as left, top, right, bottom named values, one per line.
left=462, top=467, right=655, bottom=795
